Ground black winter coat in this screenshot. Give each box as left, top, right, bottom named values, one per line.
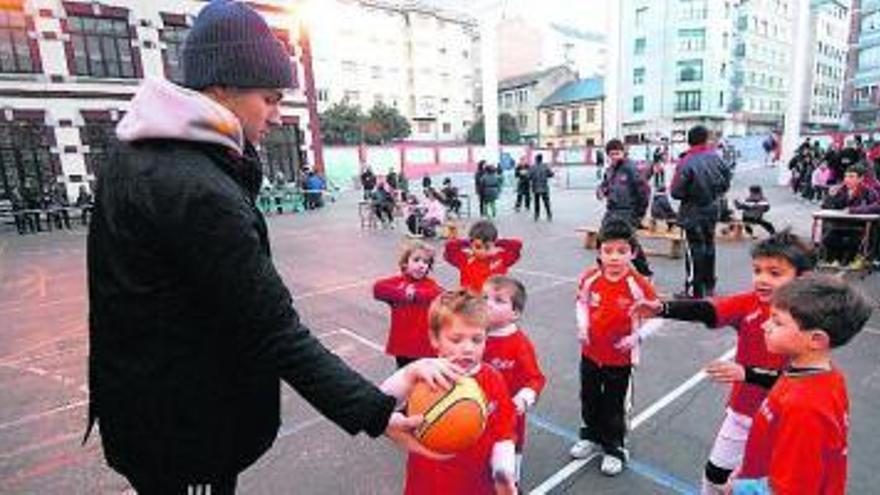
left=671, top=148, right=731, bottom=225
left=87, top=139, right=395, bottom=482
left=600, top=159, right=650, bottom=224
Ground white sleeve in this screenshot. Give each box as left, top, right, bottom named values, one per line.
left=575, top=300, right=589, bottom=342
left=513, top=388, right=538, bottom=410
left=491, top=440, right=516, bottom=479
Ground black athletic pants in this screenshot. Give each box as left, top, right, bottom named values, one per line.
left=533, top=192, right=552, bottom=220
left=684, top=219, right=717, bottom=298
left=579, top=356, right=631, bottom=460
left=128, top=473, right=237, bottom=495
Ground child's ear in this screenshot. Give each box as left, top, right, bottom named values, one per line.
left=809, top=329, right=831, bottom=350
left=429, top=332, right=440, bottom=350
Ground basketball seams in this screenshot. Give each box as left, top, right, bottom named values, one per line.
left=418, top=397, right=487, bottom=440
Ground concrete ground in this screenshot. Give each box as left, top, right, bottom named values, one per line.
left=1, top=163, right=879, bottom=494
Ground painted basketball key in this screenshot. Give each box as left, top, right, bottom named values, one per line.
left=406, top=376, right=488, bottom=454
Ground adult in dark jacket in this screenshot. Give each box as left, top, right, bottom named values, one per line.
left=671, top=125, right=732, bottom=298
left=475, top=160, right=487, bottom=216
left=360, top=165, right=377, bottom=200
left=87, top=3, right=455, bottom=493
left=529, top=153, right=554, bottom=221
left=514, top=157, right=531, bottom=211
left=480, top=164, right=502, bottom=218
left=599, top=139, right=652, bottom=276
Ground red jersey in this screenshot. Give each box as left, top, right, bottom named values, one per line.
left=373, top=274, right=442, bottom=358
left=712, top=292, right=787, bottom=416
left=484, top=326, right=546, bottom=450
left=444, top=239, right=522, bottom=293
left=738, top=368, right=849, bottom=495
left=404, top=365, right=517, bottom=495
left=576, top=267, right=657, bottom=366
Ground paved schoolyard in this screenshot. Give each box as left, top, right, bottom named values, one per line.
left=1, top=164, right=878, bottom=494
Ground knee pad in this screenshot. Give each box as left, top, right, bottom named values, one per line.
left=704, top=460, right=732, bottom=485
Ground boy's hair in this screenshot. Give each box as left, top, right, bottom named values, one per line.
left=772, top=275, right=872, bottom=348
left=845, top=164, right=867, bottom=177
left=428, top=289, right=489, bottom=336
left=687, top=125, right=710, bottom=146
left=748, top=184, right=763, bottom=195
left=468, top=219, right=498, bottom=243
left=605, top=138, right=625, bottom=153
left=750, top=228, right=815, bottom=274
left=535, top=153, right=543, bottom=164
left=399, top=240, right=435, bottom=271
left=485, top=275, right=527, bottom=313
left=597, top=218, right=636, bottom=249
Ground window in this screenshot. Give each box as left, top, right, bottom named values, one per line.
left=679, top=0, right=707, bottom=20
left=633, top=67, right=645, bottom=85
left=634, top=37, right=646, bottom=55
left=317, top=88, right=329, bottom=102
left=442, top=122, right=452, bottom=134
left=417, top=121, right=431, bottom=133
left=571, top=109, right=580, bottom=133
left=159, top=23, right=188, bottom=83
left=67, top=14, right=137, bottom=78
left=545, top=111, right=554, bottom=127
left=677, top=59, right=703, bottom=82
left=0, top=9, right=38, bottom=73
left=586, top=106, right=595, bottom=123
left=517, top=113, right=528, bottom=129
left=81, top=115, right=119, bottom=176
left=344, top=90, right=360, bottom=103
left=342, top=60, right=357, bottom=75
left=371, top=65, right=382, bottom=79
left=675, top=90, right=701, bottom=112
left=0, top=120, right=55, bottom=199
left=260, top=124, right=304, bottom=184
left=635, top=7, right=648, bottom=28
left=719, top=91, right=724, bottom=109
left=504, top=93, right=513, bottom=108
left=633, top=96, right=644, bottom=113
left=678, top=28, right=706, bottom=52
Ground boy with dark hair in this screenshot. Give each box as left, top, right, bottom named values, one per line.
left=444, top=220, right=522, bottom=293
left=821, top=164, right=880, bottom=266
left=482, top=275, right=546, bottom=481
left=732, top=276, right=872, bottom=495
left=734, top=185, right=775, bottom=237
left=632, top=230, right=815, bottom=494
left=570, top=219, right=659, bottom=476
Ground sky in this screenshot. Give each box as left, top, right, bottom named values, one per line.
left=422, top=0, right=609, bottom=33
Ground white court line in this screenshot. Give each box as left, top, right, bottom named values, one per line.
left=337, top=327, right=385, bottom=353
left=511, top=268, right=578, bottom=283
left=292, top=280, right=372, bottom=301
left=0, top=400, right=88, bottom=432
left=529, top=345, right=737, bottom=495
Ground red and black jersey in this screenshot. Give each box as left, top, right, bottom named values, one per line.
left=444, top=239, right=522, bottom=293
left=711, top=292, right=788, bottom=416
left=738, top=367, right=849, bottom=495
left=373, top=274, right=443, bottom=358
left=404, top=365, right=516, bottom=495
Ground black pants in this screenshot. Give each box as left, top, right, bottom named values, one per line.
left=743, top=218, right=775, bottom=236
left=374, top=203, right=394, bottom=224
left=684, top=219, right=717, bottom=298
left=822, top=222, right=863, bottom=264
left=395, top=356, right=418, bottom=369
left=127, top=473, right=237, bottom=495
left=13, top=212, right=36, bottom=234
left=579, top=356, right=631, bottom=459
left=533, top=192, right=552, bottom=220
left=515, top=186, right=531, bottom=210
left=477, top=192, right=485, bottom=216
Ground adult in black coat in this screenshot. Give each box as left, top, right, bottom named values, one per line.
left=87, top=3, right=455, bottom=493
left=360, top=165, right=377, bottom=200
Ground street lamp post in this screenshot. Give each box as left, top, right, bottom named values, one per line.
left=780, top=0, right=811, bottom=185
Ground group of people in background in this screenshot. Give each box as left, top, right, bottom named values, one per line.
left=7, top=182, right=93, bottom=235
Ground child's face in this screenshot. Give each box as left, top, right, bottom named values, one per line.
left=844, top=172, right=862, bottom=191
left=763, top=306, right=811, bottom=356
left=599, top=239, right=634, bottom=277
left=404, top=249, right=432, bottom=279
left=470, top=238, right=495, bottom=259
left=430, top=316, right=487, bottom=373
left=483, top=284, right=519, bottom=329
left=608, top=149, right=625, bottom=162
left=752, top=256, right=798, bottom=302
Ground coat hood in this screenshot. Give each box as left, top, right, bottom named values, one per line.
left=116, top=77, right=244, bottom=154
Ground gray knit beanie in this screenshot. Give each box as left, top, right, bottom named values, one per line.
left=183, top=0, right=294, bottom=90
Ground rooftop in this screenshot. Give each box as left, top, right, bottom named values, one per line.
left=498, top=65, right=575, bottom=91
left=539, top=77, right=604, bottom=107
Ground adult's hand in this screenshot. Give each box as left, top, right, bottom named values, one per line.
left=385, top=412, right=452, bottom=460
left=630, top=299, right=663, bottom=319
left=705, top=361, right=745, bottom=384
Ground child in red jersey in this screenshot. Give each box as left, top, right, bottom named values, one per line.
left=404, top=289, right=517, bottom=495
left=482, top=275, right=546, bottom=481
left=374, top=241, right=444, bottom=368
left=444, top=220, right=522, bottom=293
left=732, top=276, right=872, bottom=495
left=632, top=230, right=815, bottom=494
left=569, top=220, right=659, bottom=476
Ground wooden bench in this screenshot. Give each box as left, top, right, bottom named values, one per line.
left=717, top=220, right=747, bottom=242
left=577, top=225, right=684, bottom=259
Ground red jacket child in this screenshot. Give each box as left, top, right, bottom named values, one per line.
left=373, top=242, right=443, bottom=365
left=444, top=220, right=521, bottom=293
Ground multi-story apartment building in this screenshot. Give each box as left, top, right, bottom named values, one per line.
left=497, top=16, right=607, bottom=80
left=0, top=0, right=314, bottom=202
left=497, top=65, right=578, bottom=145
left=845, top=0, right=880, bottom=128
left=537, top=78, right=605, bottom=148
left=308, top=0, right=480, bottom=142
left=803, top=0, right=850, bottom=130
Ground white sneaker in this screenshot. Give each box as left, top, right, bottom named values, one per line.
left=600, top=454, right=625, bottom=476
left=569, top=439, right=599, bottom=459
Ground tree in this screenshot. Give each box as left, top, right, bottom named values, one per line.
left=465, top=113, right=521, bottom=145
left=364, top=102, right=411, bottom=144
left=319, top=101, right=364, bottom=145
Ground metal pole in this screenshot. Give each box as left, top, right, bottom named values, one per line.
left=603, top=0, right=622, bottom=140
left=780, top=0, right=812, bottom=185
left=480, top=10, right=500, bottom=164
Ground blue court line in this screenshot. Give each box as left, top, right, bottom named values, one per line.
left=527, top=413, right=699, bottom=495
